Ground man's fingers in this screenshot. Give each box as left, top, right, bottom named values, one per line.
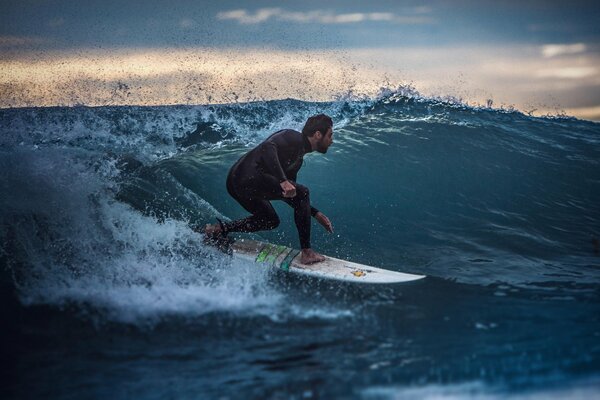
left=282, top=189, right=297, bottom=198
left=320, top=217, right=333, bottom=233
left=280, top=180, right=296, bottom=198
left=315, top=213, right=333, bottom=233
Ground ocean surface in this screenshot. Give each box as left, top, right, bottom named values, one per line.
left=1, top=93, right=599, bottom=399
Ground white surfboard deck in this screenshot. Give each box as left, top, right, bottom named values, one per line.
left=230, top=238, right=425, bottom=284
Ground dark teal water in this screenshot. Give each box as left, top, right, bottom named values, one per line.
left=1, top=95, right=599, bottom=398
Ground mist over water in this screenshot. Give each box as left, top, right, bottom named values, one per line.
left=1, top=92, right=599, bottom=398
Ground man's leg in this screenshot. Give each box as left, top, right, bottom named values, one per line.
left=281, top=184, right=326, bottom=264
left=222, top=195, right=280, bottom=234
left=281, top=184, right=311, bottom=249
left=206, top=177, right=280, bottom=237
left=206, top=173, right=324, bottom=264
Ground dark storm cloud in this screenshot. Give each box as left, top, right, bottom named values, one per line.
left=1, top=1, right=599, bottom=50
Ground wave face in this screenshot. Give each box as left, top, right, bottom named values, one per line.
left=1, top=96, right=599, bottom=398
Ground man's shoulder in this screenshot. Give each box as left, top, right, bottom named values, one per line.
left=270, top=128, right=301, bottom=137
left=266, top=129, right=302, bottom=143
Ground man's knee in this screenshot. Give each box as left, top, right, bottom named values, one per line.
left=294, top=184, right=310, bottom=200
left=263, top=211, right=280, bottom=230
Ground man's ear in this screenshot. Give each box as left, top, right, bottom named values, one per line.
left=314, top=131, right=323, bottom=139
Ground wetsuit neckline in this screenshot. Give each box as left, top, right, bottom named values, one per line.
left=302, top=134, right=313, bottom=153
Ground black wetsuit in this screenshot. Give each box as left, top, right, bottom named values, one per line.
left=223, top=129, right=320, bottom=249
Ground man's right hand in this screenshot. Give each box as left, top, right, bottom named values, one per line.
left=280, top=180, right=296, bottom=198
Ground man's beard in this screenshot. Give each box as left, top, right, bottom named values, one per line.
left=317, top=139, right=329, bottom=153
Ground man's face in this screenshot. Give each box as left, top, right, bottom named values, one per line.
left=316, top=127, right=334, bottom=154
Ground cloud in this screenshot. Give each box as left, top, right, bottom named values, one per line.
left=564, top=105, right=600, bottom=121
left=541, top=43, right=586, bottom=58
left=217, top=8, right=281, bottom=24
left=0, top=36, right=47, bottom=47
left=179, top=18, right=195, bottom=29
left=216, top=8, right=434, bottom=25
left=3, top=45, right=599, bottom=120
left=536, top=66, right=597, bottom=79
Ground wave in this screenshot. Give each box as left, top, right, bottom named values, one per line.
left=1, top=89, right=599, bottom=323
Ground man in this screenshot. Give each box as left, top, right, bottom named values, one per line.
left=205, top=114, right=334, bottom=264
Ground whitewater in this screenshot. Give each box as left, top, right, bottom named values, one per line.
left=1, top=92, right=599, bottom=399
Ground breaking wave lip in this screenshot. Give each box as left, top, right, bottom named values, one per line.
left=2, top=84, right=586, bottom=157
left=0, top=95, right=374, bottom=156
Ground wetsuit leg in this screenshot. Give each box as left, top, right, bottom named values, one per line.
left=223, top=198, right=280, bottom=233
left=225, top=170, right=312, bottom=249
left=281, top=184, right=311, bottom=249
left=223, top=176, right=280, bottom=234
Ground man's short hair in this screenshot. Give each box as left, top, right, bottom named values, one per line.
left=302, top=114, right=333, bottom=138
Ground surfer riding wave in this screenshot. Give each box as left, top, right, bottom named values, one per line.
left=204, top=114, right=335, bottom=264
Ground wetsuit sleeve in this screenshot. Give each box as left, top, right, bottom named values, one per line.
left=286, top=151, right=306, bottom=183
left=260, top=140, right=288, bottom=183
left=288, top=164, right=299, bottom=182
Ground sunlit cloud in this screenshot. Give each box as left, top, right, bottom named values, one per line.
left=541, top=43, right=586, bottom=58
left=1, top=45, right=599, bottom=120
left=565, top=105, right=600, bottom=121
left=0, top=48, right=376, bottom=107
left=536, top=66, right=597, bottom=79
left=217, top=8, right=279, bottom=24
left=216, top=8, right=434, bottom=25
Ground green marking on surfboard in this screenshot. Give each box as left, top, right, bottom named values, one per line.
left=277, top=248, right=292, bottom=265
left=280, top=249, right=300, bottom=271
left=255, top=244, right=273, bottom=263
left=265, top=245, right=287, bottom=265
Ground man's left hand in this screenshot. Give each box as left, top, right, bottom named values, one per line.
left=315, top=212, right=334, bottom=233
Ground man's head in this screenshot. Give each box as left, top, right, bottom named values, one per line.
left=302, top=114, right=334, bottom=154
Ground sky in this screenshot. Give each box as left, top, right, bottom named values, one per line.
left=1, top=0, right=599, bottom=119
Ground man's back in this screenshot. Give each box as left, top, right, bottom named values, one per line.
left=230, top=129, right=311, bottom=184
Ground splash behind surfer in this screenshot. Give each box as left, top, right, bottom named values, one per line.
left=204, top=114, right=334, bottom=264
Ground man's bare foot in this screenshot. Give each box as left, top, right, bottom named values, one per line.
left=300, top=248, right=326, bottom=265
left=204, top=223, right=223, bottom=237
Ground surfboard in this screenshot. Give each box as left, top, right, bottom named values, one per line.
left=230, top=238, right=426, bottom=284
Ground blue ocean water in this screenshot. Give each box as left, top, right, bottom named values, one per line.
left=1, top=93, right=599, bottom=399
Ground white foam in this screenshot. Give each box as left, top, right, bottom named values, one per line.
left=1, top=146, right=352, bottom=325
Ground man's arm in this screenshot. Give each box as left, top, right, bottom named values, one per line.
left=259, top=140, right=287, bottom=183
left=287, top=158, right=303, bottom=183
